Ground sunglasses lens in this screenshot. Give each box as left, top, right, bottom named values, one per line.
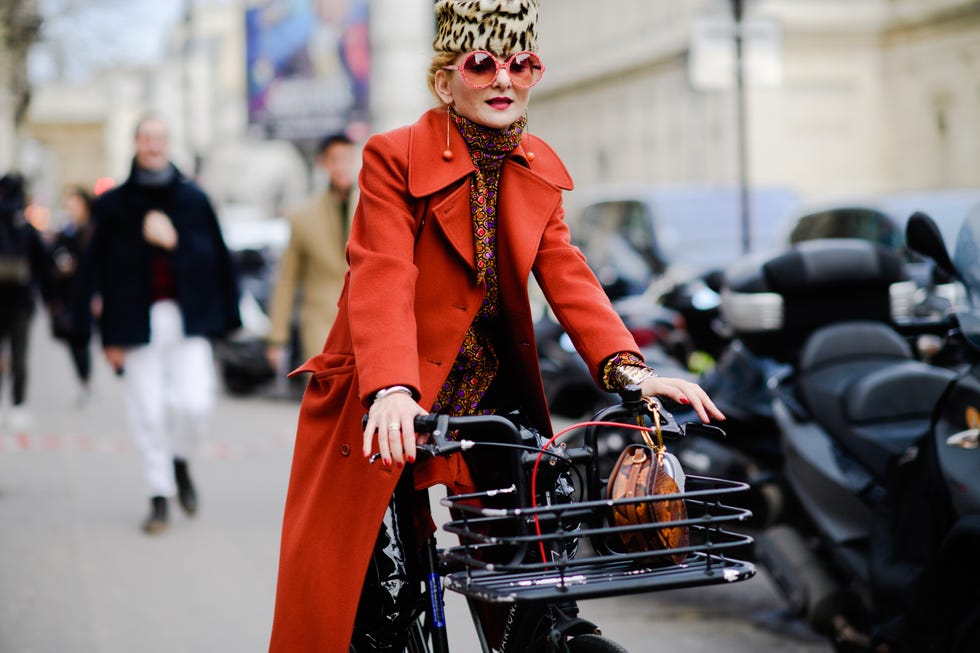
left=461, top=52, right=499, bottom=86
left=509, top=53, right=543, bottom=87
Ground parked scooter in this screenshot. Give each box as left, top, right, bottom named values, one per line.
left=670, top=237, right=920, bottom=529
left=754, top=212, right=980, bottom=652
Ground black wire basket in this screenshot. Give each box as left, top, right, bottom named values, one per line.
left=439, top=474, right=756, bottom=604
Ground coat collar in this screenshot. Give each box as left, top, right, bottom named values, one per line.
left=406, top=107, right=573, bottom=198
left=407, top=107, right=573, bottom=279
left=123, top=158, right=184, bottom=189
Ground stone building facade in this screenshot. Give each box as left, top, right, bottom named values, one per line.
left=20, top=0, right=980, bottom=211
left=530, top=0, right=980, bottom=198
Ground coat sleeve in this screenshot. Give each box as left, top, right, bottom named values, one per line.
left=27, top=224, right=55, bottom=303
left=266, top=217, right=303, bottom=347
left=205, top=197, right=242, bottom=334
left=532, top=200, right=642, bottom=385
left=345, top=131, right=423, bottom=403
left=71, top=197, right=110, bottom=345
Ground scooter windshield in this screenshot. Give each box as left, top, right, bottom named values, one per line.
left=952, top=202, right=980, bottom=349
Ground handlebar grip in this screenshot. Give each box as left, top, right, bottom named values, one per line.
left=413, top=414, right=439, bottom=433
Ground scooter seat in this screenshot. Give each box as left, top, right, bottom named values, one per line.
left=799, top=320, right=912, bottom=370
left=842, top=361, right=955, bottom=479
left=797, top=321, right=955, bottom=481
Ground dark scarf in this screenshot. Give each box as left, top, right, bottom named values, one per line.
left=432, top=108, right=526, bottom=417
left=134, top=163, right=177, bottom=188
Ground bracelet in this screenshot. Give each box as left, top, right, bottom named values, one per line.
left=600, top=352, right=653, bottom=391
left=373, top=385, right=413, bottom=403
left=615, top=365, right=658, bottom=388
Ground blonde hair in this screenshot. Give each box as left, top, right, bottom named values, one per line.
left=427, top=51, right=459, bottom=103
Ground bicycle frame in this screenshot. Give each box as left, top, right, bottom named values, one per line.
left=423, top=529, right=452, bottom=653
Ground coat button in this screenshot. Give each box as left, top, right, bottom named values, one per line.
left=340, top=444, right=351, bottom=456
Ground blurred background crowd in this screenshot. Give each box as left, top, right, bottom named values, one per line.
left=1, top=0, right=979, bottom=412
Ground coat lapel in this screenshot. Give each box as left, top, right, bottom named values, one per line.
left=497, top=161, right=563, bottom=280
left=405, top=107, right=575, bottom=276
left=430, top=183, right=477, bottom=272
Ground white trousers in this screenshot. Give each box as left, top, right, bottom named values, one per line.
left=124, top=300, right=215, bottom=498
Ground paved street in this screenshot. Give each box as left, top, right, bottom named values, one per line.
left=0, top=317, right=831, bottom=652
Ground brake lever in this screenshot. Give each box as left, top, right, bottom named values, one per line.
left=369, top=441, right=474, bottom=464
left=643, top=395, right=727, bottom=440
left=679, top=421, right=727, bottom=440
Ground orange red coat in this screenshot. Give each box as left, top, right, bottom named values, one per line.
left=268, top=107, right=640, bottom=652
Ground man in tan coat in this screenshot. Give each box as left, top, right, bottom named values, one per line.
left=265, top=133, right=355, bottom=369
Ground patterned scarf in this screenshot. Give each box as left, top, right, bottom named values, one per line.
left=432, top=108, right=526, bottom=417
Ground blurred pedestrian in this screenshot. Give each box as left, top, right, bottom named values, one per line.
left=0, top=172, right=52, bottom=430
left=47, top=186, right=96, bottom=406
left=265, top=132, right=355, bottom=371
left=74, top=115, right=241, bottom=534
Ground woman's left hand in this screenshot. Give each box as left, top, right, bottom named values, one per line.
left=639, top=375, right=725, bottom=423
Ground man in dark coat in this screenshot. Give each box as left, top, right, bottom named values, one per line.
left=0, top=172, right=52, bottom=430
left=75, top=115, right=241, bottom=534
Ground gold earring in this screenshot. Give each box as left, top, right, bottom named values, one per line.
left=442, top=107, right=454, bottom=161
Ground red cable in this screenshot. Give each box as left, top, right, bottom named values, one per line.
left=529, top=420, right=658, bottom=568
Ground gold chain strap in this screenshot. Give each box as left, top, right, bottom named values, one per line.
left=639, top=396, right=666, bottom=453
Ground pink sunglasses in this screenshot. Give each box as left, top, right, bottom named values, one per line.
left=442, top=50, right=545, bottom=89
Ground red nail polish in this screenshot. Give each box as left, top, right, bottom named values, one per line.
left=679, top=397, right=690, bottom=405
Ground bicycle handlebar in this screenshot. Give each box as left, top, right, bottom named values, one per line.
left=362, top=385, right=726, bottom=464
left=361, top=413, right=523, bottom=461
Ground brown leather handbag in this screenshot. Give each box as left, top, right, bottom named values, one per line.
left=606, top=402, right=689, bottom=564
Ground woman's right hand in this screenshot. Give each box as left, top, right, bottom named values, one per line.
left=640, top=375, right=725, bottom=424
left=362, top=393, right=428, bottom=467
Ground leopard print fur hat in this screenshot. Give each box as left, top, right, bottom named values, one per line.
left=433, top=0, right=539, bottom=55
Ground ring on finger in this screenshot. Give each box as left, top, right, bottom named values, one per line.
left=387, top=423, right=401, bottom=431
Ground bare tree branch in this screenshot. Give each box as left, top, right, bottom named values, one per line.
left=31, top=0, right=184, bottom=81
left=1, top=0, right=43, bottom=124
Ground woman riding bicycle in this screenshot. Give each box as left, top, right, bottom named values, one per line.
left=269, top=2, right=724, bottom=651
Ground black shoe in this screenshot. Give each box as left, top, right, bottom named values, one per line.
left=173, top=458, right=198, bottom=516
left=142, top=496, right=169, bottom=534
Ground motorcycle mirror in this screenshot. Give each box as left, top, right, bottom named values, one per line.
left=680, top=422, right=727, bottom=440
left=906, top=212, right=958, bottom=280
left=703, top=269, right=726, bottom=293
